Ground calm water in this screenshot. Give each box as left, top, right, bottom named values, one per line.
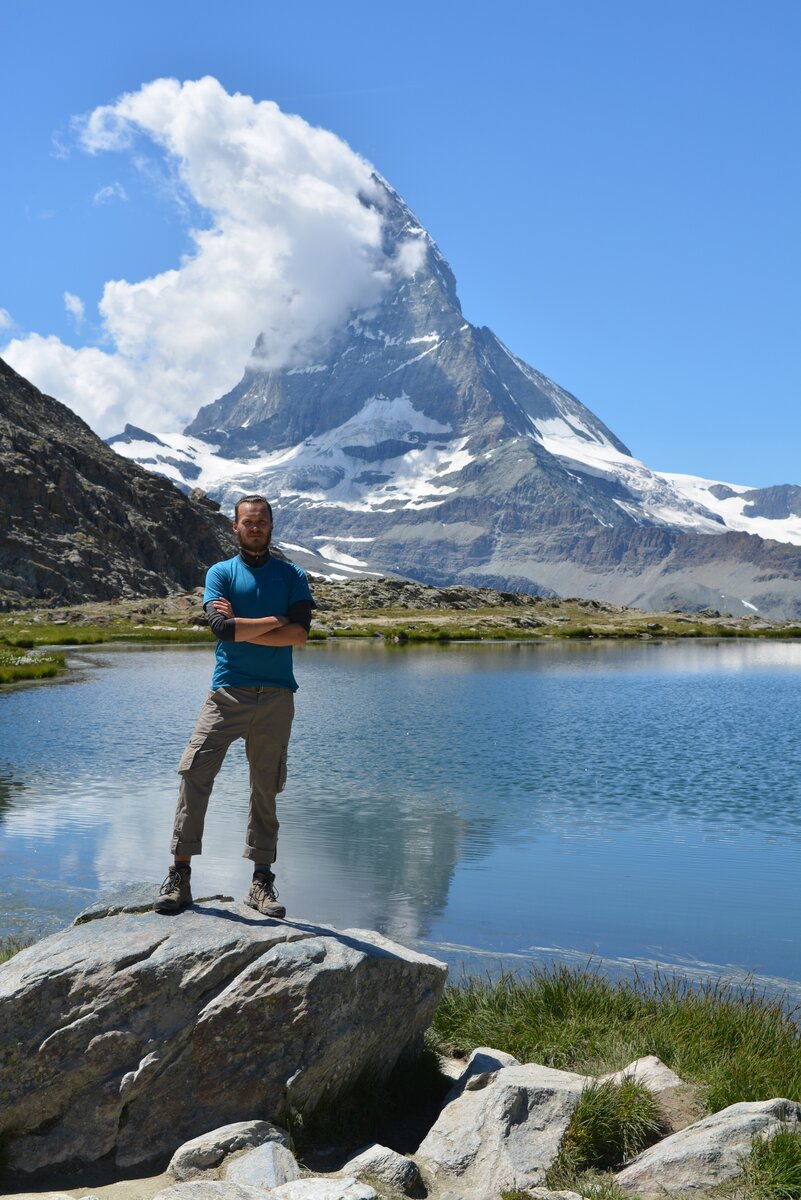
left=1, top=639, right=799, bottom=995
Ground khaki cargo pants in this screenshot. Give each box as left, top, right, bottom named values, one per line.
left=171, top=685, right=295, bottom=864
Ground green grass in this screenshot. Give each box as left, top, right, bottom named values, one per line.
left=0, top=649, right=67, bottom=685
left=736, top=1127, right=801, bottom=1199
left=328, top=623, right=542, bottom=642
left=430, top=964, right=801, bottom=1112
left=547, top=1078, right=666, bottom=1179
left=107, top=627, right=213, bottom=643
left=0, top=622, right=215, bottom=648
left=0, top=937, right=31, bottom=965
left=502, top=1173, right=632, bottom=1200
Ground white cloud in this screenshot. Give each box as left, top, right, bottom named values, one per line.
left=63, top=292, right=85, bottom=323
left=3, top=77, right=420, bottom=437
left=93, top=181, right=128, bottom=205
left=0, top=308, right=12, bottom=330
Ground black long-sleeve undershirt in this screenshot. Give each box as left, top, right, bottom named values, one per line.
left=204, top=599, right=313, bottom=642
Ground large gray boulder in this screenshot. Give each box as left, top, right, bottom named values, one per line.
left=615, top=1097, right=801, bottom=1194
left=0, top=898, right=446, bottom=1177
left=415, top=1062, right=588, bottom=1198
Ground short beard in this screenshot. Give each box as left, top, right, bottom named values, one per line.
left=236, top=531, right=271, bottom=551
left=237, top=533, right=270, bottom=567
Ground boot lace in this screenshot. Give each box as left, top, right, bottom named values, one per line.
left=252, top=872, right=279, bottom=903
left=159, top=865, right=187, bottom=895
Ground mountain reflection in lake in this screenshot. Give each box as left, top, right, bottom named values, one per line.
left=1, top=639, right=799, bottom=994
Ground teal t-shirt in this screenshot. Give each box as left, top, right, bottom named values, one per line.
left=203, top=554, right=314, bottom=691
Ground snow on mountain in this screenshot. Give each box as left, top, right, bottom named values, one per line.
left=659, top=473, right=801, bottom=546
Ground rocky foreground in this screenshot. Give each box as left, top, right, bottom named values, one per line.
left=1, top=895, right=799, bottom=1200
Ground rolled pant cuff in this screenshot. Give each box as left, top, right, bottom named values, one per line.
left=242, top=844, right=276, bottom=864
left=172, top=839, right=203, bottom=856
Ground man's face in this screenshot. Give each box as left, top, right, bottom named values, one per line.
left=233, top=502, right=273, bottom=553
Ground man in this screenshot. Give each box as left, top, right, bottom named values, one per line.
left=155, top=494, right=314, bottom=918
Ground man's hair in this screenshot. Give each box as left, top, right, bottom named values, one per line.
left=234, top=494, right=273, bottom=521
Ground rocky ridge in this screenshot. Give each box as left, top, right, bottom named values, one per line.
left=0, top=357, right=236, bottom=608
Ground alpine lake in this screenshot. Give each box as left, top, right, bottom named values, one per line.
left=1, top=635, right=800, bottom=1000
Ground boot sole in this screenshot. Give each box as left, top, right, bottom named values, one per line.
left=153, top=897, right=193, bottom=914
left=244, top=898, right=286, bottom=919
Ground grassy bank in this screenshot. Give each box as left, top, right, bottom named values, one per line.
left=434, top=964, right=801, bottom=1200
left=2, top=582, right=800, bottom=685
left=0, top=647, right=67, bottom=685
left=0, top=613, right=211, bottom=684
left=227, top=960, right=801, bottom=1196
left=430, top=964, right=801, bottom=1111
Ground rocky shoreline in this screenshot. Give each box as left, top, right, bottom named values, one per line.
left=3, top=576, right=801, bottom=645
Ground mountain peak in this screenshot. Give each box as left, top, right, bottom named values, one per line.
left=108, top=182, right=801, bottom=619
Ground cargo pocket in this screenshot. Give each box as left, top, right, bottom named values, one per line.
left=178, top=739, right=203, bottom=774
left=276, top=746, right=288, bottom=794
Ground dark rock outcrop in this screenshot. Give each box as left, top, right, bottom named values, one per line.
left=0, top=358, right=236, bottom=607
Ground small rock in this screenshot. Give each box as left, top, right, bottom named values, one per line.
left=416, top=1062, right=588, bottom=1196
left=599, top=1055, right=684, bottom=1093
left=271, top=1180, right=379, bottom=1199
left=529, top=1190, right=588, bottom=1200
left=169, top=1120, right=291, bottom=1180
left=340, top=1142, right=421, bottom=1193
left=224, top=1140, right=301, bottom=1188
left=153, top=1182, right=266, bottom=1199
left=457, top=1045, right=521, bottom=1089
left=615, top=1097, right=801, bottom=1194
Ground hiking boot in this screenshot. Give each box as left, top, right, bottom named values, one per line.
left=154, top=864, right=193, bottom=914
left=244, top=870, right=286, bottom=918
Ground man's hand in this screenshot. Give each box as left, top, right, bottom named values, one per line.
left=213, top=597, right=234, bottom=619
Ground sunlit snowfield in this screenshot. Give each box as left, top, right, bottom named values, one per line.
left=1, top=639, right=799, bottom=996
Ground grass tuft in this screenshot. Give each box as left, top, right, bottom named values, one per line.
left=549, top=1078, right=666, bottom=1177
left=0, top=936, right=32, bottom=965
left=430, top=964, right=801, bottom=1112
left=0, top=650, right=66, bottom=685
left=736, top=1126, right=801, bottom=1199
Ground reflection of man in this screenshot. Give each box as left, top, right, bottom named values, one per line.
left=155, top=495, right=314, bottom=918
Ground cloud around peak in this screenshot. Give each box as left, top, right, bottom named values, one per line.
left=3, top=76, right=421, bottom=437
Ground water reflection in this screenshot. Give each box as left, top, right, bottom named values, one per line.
left=0, top=640, right=799, bottom=987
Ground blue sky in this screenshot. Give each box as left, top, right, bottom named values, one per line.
left=1, top=0, right=798, bottom=488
